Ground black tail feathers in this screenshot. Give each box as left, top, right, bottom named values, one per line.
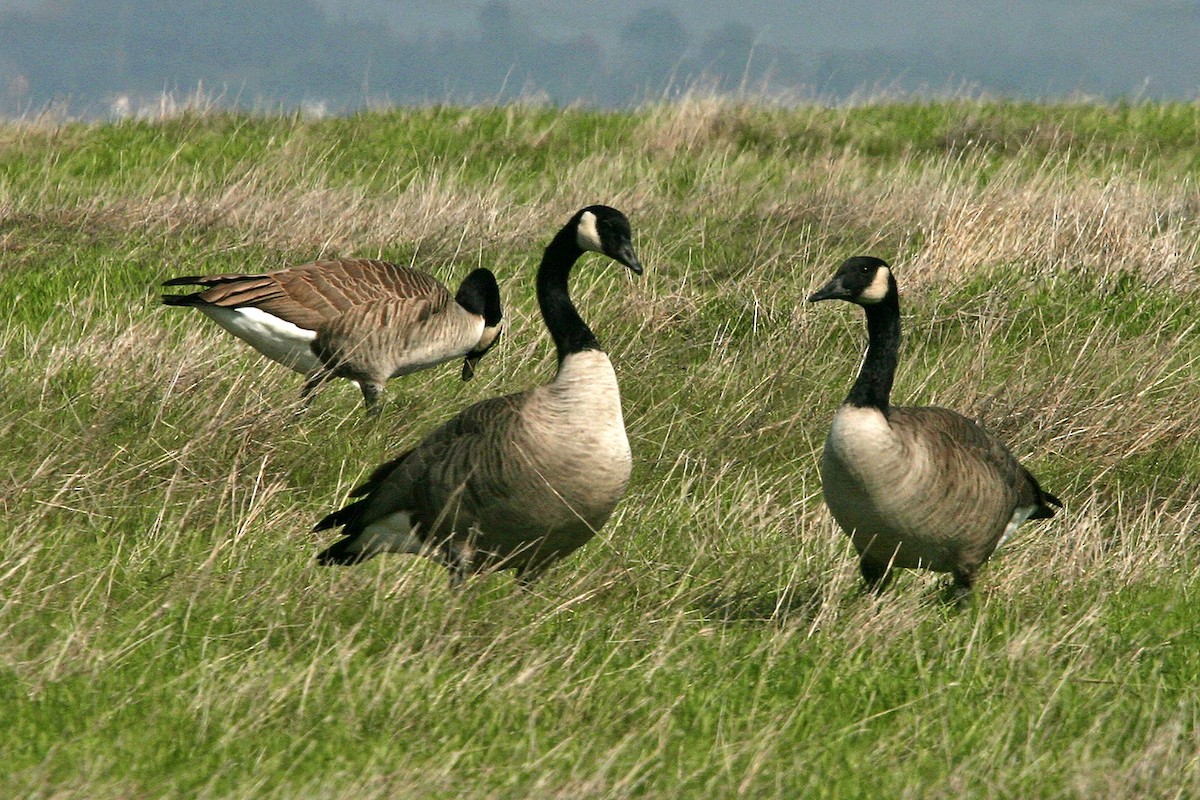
left=349, top=449, right=413, bottom=498
left=1030, top=487, right=1063, bottom=520
left=313, top=497, right=368, bottom=533
left=161, top=292, right=205, bottom=307
left=316, top=536, right=368, bottom=566
left=161, top=275, right=208, bottom=288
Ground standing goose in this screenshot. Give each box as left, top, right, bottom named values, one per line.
left=314, top=205, right=642, bottom=583
left=161, top=259, right=502, bottom=414
left=809, top=256, right=1061, bottom=598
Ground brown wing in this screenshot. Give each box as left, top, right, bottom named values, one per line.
left=888, top=406, right=1048, bottom=511
left=165, top=259, right=452, bottom=332
left=330, top=391, right=529, bottom=535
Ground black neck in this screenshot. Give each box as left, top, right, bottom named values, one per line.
left=846, top=291, right=900, bottom=410
left=537, top=225, right=600, bottom=364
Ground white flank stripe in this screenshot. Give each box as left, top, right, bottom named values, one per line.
left=997, top=505, right=1037, bottom=550
left=199, top=306, right=323, bottom=374
left=361, top=512, right=424, bottom=556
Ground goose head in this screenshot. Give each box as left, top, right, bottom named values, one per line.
left=573, top=205, right=643, bottom=275
left=809, top=256, right=896, bottom=306
left=457, top=267, right=504, bottom=381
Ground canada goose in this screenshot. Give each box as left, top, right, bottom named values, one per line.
left=314, top=205, right=642, bottom=583
left=161, top=259, right=502, bottom=414
left=809, top=256, right=1061, bottom=598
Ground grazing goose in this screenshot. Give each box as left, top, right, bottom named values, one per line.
left=314, top=205, right=642, bottom=583
left=809, top=256, right=1061, bottom=598
left=161, top=259, right=502, bottom=414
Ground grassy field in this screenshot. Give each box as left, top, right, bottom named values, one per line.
left=1, top=97, right=1198, bottom=798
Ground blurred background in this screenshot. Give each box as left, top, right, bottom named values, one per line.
left=2, top=0, right=1199, bottom=118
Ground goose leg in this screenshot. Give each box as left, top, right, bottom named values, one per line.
left=514, top=562, right=549, bottom=589
left=948, top=567, right=975, bottom=606
left=441, top=540, right=473, bottom=589
left=301, top=369, right=334, bottom=406
left=360, top=382, right=384, bottom=417
left=859, top=557, right=894, bottom=595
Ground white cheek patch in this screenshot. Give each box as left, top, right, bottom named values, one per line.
left=575, top=210, right=603, bottom=253
left=858, top=266, right=891, bottom=304
left=476, top=322, right=503, bottom=351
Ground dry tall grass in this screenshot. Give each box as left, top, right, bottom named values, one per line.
left=1, top=97, right=1197, bottom=798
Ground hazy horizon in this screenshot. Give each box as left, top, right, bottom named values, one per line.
left=2, top=0, right=1199, bottom=119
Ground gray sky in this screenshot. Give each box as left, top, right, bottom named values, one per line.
left=2, top=1, right=1198, bottom=118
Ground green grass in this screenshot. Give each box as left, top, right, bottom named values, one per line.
left=2, top=95, right=1199, bottom=798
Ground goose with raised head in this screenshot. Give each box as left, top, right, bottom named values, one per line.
left=162, top=259, right=502, bottom=414
left=314, top=205, right=642, bottom=583
left=809, top=256, right=1062, bottom=598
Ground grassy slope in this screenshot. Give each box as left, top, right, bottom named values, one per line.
left=1, top=98, right=1198, bottom=798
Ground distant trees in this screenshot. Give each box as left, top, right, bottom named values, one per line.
left=3, top=0, right=1200, bottom=117
left=0, top=0, right=716, bottom=114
